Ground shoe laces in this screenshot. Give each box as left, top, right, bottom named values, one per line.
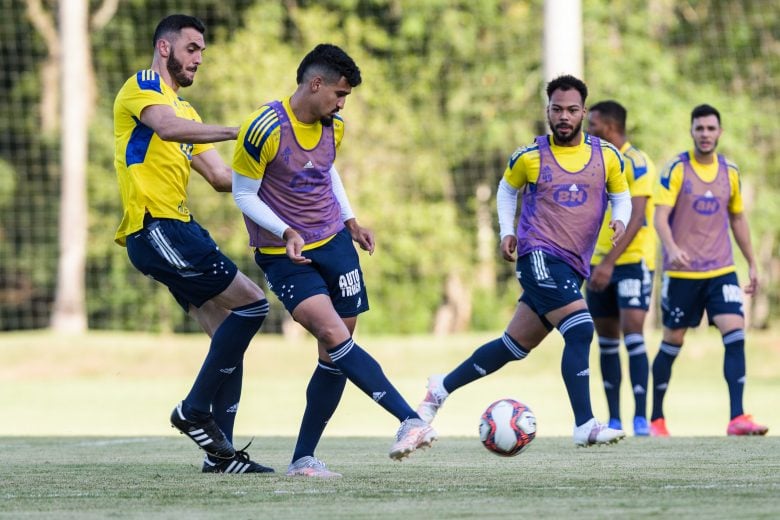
left=233, top=439, right=255, bottom=463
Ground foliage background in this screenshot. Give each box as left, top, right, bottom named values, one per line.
left=0, top=0, right=778, bottom=333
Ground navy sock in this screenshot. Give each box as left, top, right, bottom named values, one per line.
left=598, top=336, right=622, bottom=421
left=327, top=338, right=418, bottom=422
left=443, top=333, right=529, bottom=393
left=625, top=333, right=649, bottom=419
left=212, top=363, right=242, bottom=444
left=292, top=361, right=347, bottom=462
left=559, top=310, right=595, bottom=426
left=722, top=329, right=746, bottom=419
left=184, top=300, right=268, bottom=414
left=650, top=341, right=681, bottom=420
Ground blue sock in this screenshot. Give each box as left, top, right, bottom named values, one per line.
left=625, top=333, right=649, bottom=419
left=327, top=338, right=418, bottom=422
left=722, top=329, right=746, bottom=419
left=184, top=300, right=268, bottom=414
left=292, top=361, right=347, bottom=462
left=212, top=363, right=242, bottom=444
left=559, top=310, right=595, bottom=426
left=598, top=336, right=622, bottom=421
left=651, top=341, right=681, bottom=420
left=443, top=333, right=529, bottom=393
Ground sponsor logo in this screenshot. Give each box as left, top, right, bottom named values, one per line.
left=722, top=284, right=743, bottom=303
left=577, top=368, right=590, bottom=377
left=693, top=193, right=720, bottom=215
left=633, top=385, right=646, bottom=395
left=303, top=160, right=314, bottom=169
left=339, top=269, right=362, bottom=297
left=554, top=183, right=588, bottom=207
left=618, top=278, right=642, bottom=298
left=220, top=367, right=236, bottom=374
left=289, top=169, right=323, bottom=193
left=372, top=391, right=386, bottom=402
left=473, top=364, right=487, bottom=376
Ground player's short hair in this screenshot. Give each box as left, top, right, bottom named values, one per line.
left=296, top=44, right=362, bottom=87
left=153, top=14, right=206, bottom=48
left=691, top=104, right=721, bottom=124
left=590, top=100, right=627, bottom=133
left=546, top=75, right=588, bottom=105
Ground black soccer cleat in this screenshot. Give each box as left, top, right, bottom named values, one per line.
left=202, top=442, right=275, bottom=474
left=170, top=401, right=235, bottom=459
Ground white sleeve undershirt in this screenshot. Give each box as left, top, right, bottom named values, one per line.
left=329, top=165, right=355, bottom=221
left=608, top=190, right=632, bottom=228
left=496, top=178, right=519, bottom=239
left=232, top=171, right=289, bottom=239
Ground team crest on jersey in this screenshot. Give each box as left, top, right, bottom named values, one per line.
left=693, top=191, right=720, bottom=215
left=553, top=183, right=588, bottom=207
left=540, top=165, right=553, bottom=183
left=682, top=179, right=694, bottom=194
left=179, top=142, right=194, bottom=160
left=281, top=146, right=292, bottom=165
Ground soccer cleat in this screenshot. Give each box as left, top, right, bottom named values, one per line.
left=416, top=374, right=449, bottom=424
left=286, top=456, right=342, bottom=478
left=389, top=418, right=438, bottom=460
left=608, top=418, right=623, bottom=431
left=572, top=418, right=626, bottom=447
left=202, top=441, right=274, bottom=474
left=726, top=414, right=768, bottom=436
left=649, top=417, right=670, bottom=437
left=633, top=416, right=650, bottom=436
left=170, top=401, right=235, bottom=459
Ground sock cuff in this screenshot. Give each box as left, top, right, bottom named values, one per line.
left=317, top=360, right=344, bottom=376
left=722, top=329, right=745, bottom=345
left=598, top=336, right=620, bottom=355
left=659, top=341, right=682, bottom=356
left=231, top=299, right=269, bottom=318
left=558, top=310, right=593, bottom=335
left=501, top=332, right=529, bottom=360
left=326, top=338, right=355, bottom=362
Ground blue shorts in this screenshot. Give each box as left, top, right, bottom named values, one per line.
left=126, top=216, right=238, bottom=311
left=661, top=272, right=743, bottom=328
left=254, top=228, right=369, bottom=317
left=586, top=261, right=654, bottom=318
left=517, top=250, right=584, bottom=323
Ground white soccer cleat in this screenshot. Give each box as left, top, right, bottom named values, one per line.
left=416, top=374, right=449, bottom=424
left=572, top=417, right=626, bottom=447
left=389, top=418, right=438, bottom=460
left=286, top=456, right=342, bottom=478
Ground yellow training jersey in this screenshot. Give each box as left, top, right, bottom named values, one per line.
left=591, top=142, right=657, bottom=269
left=655, top=149, right=743, bottom=279
left=113, top=70, right=214, bottom=246
left=232, top=97, right=344, bottom=253
left=504, top=133, right=627, bottom=194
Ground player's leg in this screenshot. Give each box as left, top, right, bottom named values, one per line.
left=417, top=300, right=550, bottom=423
left=620, top=308, right=650, bottom=435
left=708, top=274, right=767, bottom=435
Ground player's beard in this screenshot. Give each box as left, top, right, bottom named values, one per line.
left=549, top=119, right=582, bottom=144
left=695, top=137, right=719, bottom=156
left=167, top=49, right=194, bottom=88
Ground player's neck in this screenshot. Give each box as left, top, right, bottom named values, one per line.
left=289, top=90, right=319, bottom=124
left=612, top=134, right=627, bottom=149
left=693, top=148, right=716, bottom=164
left=150, top=59, right=180, bottom=93
left=552, top=132, right=582, bottom=148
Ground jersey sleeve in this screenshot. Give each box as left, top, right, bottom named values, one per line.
left=624, top=149, right=653, bottom=198
left=231, top=105, right=281, bottom=180
left=727, top=161, right=744, bottom=213
left=654, top=159, right=683, bottom=206
left=603, top=144, right=628, bottom=194
left=119, top=72, right=169, bottom=120
left=502, top=144, right=539, bottom=189
left=333, top=115, right=345, bottom=152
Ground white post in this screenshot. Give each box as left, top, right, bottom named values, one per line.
left=543, top=0, right=584, bottom=82
left=52, top=0, right=88, bottom=332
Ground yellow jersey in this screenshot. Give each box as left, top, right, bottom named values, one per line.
left=591, top=142, right=657, bottom=269
left=113, top=70, right=213, bottom=245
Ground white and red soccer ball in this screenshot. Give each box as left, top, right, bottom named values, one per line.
left=479, top=398, right=537, bottom=456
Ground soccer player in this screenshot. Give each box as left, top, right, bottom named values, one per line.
left=586, top=101, right=656, bottom=436
left=113, top=15, right=274, bottom=473
left=417, top=75, right=631, bottom=446
left=231, top=43, right=436, bottom=477
left=650, top=104, right=768, bottom=437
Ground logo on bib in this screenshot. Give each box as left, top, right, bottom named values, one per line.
left=554, top=183, right=588, bottom=207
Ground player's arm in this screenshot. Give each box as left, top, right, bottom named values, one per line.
left=330, top=165, right=374, bottom=255
left=604, top=146, right=631, bottom=245
left=497, top=148, right=529, bottom=262
left=140, top=104, right=238, bottom=143
left=654, top=160, right=688, bottom=269
left=191, top=148, right=231, bottom=192
left=589, top=194, right=646, bottom=291
left=727, top=166, right=758, bottom=294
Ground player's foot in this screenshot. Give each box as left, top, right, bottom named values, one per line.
left=608, top=418, right=622, bottom=430
left=170, top=401, right=235, bottom=459
left=633, top=416, right=650, bottom=436
left=389, top=418, right=437, bottom=460
left=727, top=414, right=768, bottom=436
left=286, top=456, right=342, bottom=478
left=416, top=374, right=449, bottom=424
left=649, top=417, right=670, bottom=437
left=572, top=418, right=625, bottom=447
left=202, top=443, right=274, bottom=474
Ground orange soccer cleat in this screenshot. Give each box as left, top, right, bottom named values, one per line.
left=726, top=414, right=769, bottom=436
left=649, top=417, right=670, bottom=437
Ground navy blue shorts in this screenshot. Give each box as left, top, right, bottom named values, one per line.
left=254, top=228, right=369, bottom=317
left=126, top=216, right=238, bottom=311
left=586, top=261, right=654, bottom=318
left=517, top=250, right=584, bottom=322
left=661, top=272, right=743, bottom=328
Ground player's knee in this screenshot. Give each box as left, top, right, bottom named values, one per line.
left=558, top=310, right=594, bottom=344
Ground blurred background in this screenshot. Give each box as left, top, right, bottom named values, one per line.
left=0, top=0, right=778, bottom=336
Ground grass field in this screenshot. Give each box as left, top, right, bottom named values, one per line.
left=1, top=329, right=779, bottom=518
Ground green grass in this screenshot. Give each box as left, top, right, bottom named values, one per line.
left=1, top=329, right=779, bottom=518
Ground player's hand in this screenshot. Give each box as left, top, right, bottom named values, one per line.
left=667, top=246, right=690, bottom=270
left=500, top=235, right=517, bottom=262
left=346, top=220, right=375, bottom=256
left=283, top=228, right=311, bottom=265
left=744, top=263, right=759, bottom=295
left=587, top=262, right=613, bottom=292
left=609, top=220, right=626, bottom=246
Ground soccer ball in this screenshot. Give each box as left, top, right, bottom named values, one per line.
left=479, top=398, right=537, bottom=456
